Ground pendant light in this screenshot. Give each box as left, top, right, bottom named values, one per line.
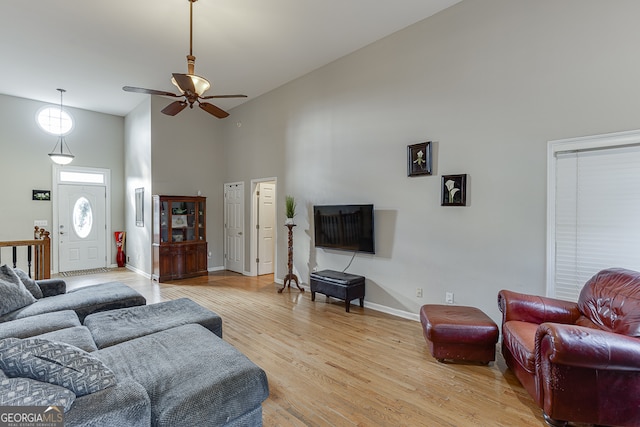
left=48, top=88, right=75, bottom=165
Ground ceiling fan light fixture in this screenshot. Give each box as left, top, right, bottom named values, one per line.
left=171, top=74, right=210, bottom=96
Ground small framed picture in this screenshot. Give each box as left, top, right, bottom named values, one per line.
left=172, top=215, right=188, bottom=228
left=32, top=190, right=51, bottom=201
left=441, top=174, right=467, bottom=206
left=407, top=142, right=432, bottom=177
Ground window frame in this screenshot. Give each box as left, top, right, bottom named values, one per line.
left=546, top=129, right=640, bottom=299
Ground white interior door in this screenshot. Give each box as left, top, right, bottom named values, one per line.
left=257, top=182, right=275, bottom=275
left=58, top=184, right=107, bottom=272
left=224, top=182, right=244, bottom=273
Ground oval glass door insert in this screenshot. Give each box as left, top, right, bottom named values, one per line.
left=73, top=196, right=93, bottom=238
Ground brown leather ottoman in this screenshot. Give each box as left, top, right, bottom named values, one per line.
left=419, top=304, right=498, bottom=364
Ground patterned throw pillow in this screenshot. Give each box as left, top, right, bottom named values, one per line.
left=0, top=377, right=75, bottom=412
left=0, top=265, right=36, bottom=316
left=0, top=338, right=117, bottom=396
left=13, top=268, right=44, bottom=299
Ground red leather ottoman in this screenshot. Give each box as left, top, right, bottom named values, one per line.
left=419, top=304, right=498, bottom=364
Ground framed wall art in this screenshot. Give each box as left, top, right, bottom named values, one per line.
left=407, top=142, right=432, bottom=177
left=135, top=187, right=144, bottom=227
left=441, top=174, right=467, bottom=206
left=32, top=190, right=51, bottom=201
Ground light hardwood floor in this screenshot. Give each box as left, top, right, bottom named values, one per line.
left=62, top=269, right=547, bottom=427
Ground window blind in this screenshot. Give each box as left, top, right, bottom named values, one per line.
left=553, top=144, right=640, bottom=301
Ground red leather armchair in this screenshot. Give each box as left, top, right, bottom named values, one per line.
left=498, top=268, right=640, bottom=427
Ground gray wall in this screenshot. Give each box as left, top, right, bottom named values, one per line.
left=221, top=0, right=640, bottom=322
left=124, top=98, right=152, bottom=274
left=5, top=0, right=640, bottom=325
left=149, top=96, right=226, bottom=269
left=0, top=93, right=125, bottom=266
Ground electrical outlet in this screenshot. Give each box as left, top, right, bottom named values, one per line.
left=34, top=220, right=48, bottom=227
left=445, top=292, right=454, bottom=304
left=416, top=288, right=423, bottom=298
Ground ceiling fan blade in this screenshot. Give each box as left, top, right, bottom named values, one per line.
left=200, top=94, right=248, bottom=100
left=123, top=86, right=181, bottom=97
left=161, top=101, right=188, bottom=116
left=172, top=73, right=196, bottom=94
left=199, top=102, right=229, bottom=119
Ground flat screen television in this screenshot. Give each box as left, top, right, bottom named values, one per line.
left=313, top=204, right=375, bottom=254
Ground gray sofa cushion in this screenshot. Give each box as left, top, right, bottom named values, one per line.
left=64, top=379, right=151, bottom=427
left=0, top=376, right=75, bottom=412
left=0, top=311, right=80, bottom=340
left=0, top=265, right=36, bottom=316
left=35, top=326, right=98, bottom=353
left=84, top=298, right=223, bottom=348
left=0, top=281, right=146, bottom=323
left=14, top=268, right=43, bottom=299
left=0, top=338, right=116, bottom=396
left=95, top=323, right=269, bottom=427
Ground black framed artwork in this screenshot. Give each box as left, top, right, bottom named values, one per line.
left=441, top=174, right=467, bottom=206
left=32, top=190, right=51, bottom=201
left=407, top=142, right=432, bottom=177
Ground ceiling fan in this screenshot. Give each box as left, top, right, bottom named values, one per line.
left=123, top=0, right=246, bottom=119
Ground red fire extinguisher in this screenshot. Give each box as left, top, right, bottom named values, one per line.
left=114, top=231, right=126, bottom=267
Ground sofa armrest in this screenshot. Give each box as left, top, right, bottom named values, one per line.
left=497, top=289, right=580, bottom=325
left=36, top=279, right=66, bottom=297
left=64, top=379, right=150, bottom=427
left=536, top=322, right=640, bottom=371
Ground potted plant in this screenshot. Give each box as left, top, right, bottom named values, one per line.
left=285, top=195, right=296, bottom=225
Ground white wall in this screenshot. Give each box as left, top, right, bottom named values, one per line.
left=220, top=0, right=640, bottom=323
left=0, top=93, right=125, bottom=266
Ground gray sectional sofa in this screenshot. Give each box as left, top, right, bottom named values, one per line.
left=0, top=268, right=269, bottom=426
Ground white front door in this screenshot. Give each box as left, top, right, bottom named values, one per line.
left=257, top=182, right=275, bottom=275
left=224, top=182, right=244, bottom=273
left=58, top=184, right=107, bottom=272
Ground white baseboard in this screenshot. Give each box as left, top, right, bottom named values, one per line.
left=125, top=264, right=151, bottom=279
left=278, top=279, right=420, bottom=322
left=362, top=301, right=419, bottom=322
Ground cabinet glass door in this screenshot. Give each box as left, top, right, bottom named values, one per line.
left=171, top=201, right=195, bottom=242
left=160, top=201, right=169, bottom=243
left=197, top=201, right=205, bottom=240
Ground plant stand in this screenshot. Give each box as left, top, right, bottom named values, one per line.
left=279, top=223, right=304, bottom=293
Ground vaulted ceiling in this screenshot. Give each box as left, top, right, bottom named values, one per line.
left=1, top=0, right=461, bottom=116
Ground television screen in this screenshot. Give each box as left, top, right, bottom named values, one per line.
left=313, top=204, right=375, bottom=254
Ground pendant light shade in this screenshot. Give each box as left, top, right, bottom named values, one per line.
left=48, top=88, right=74, bottom=165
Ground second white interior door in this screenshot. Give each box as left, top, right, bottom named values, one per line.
left=257, top=182, right=275, bottom=275
left=224, top=182, right=244, bottom=273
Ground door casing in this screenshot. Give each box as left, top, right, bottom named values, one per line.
left=52, top=166, right=111, bottom=274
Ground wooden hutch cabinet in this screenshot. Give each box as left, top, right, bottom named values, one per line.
left=152, top=195, right=207, bottom=282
